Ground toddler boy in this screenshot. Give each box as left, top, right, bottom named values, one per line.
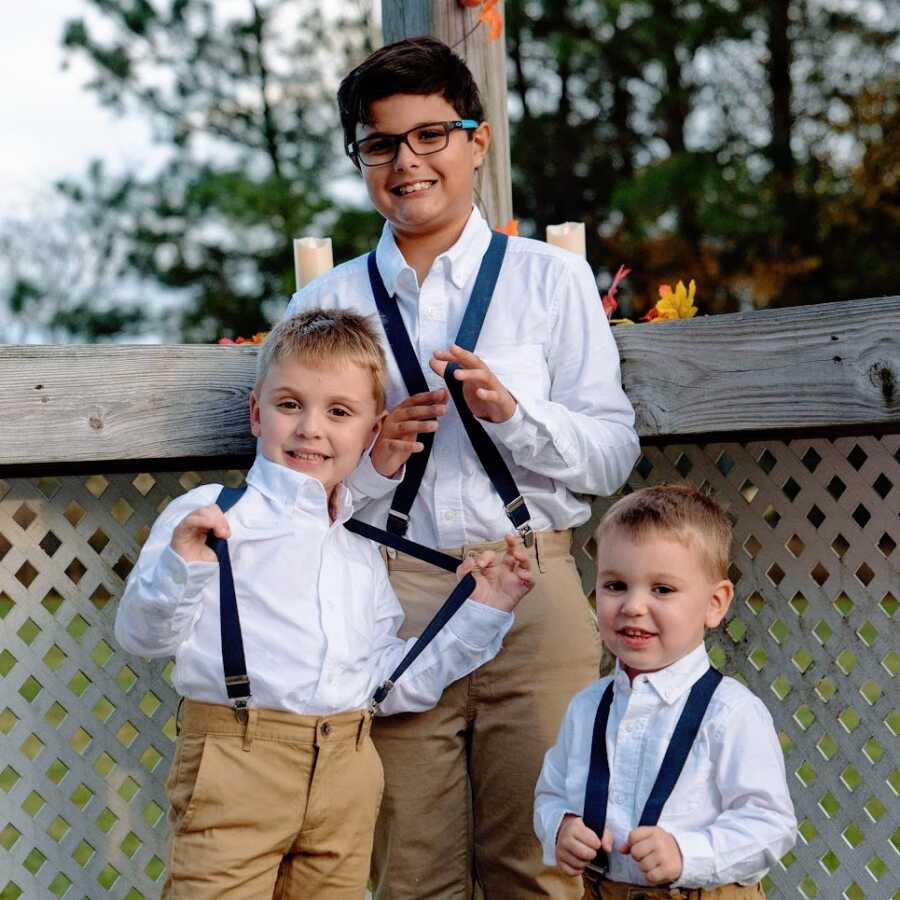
left=115, top=309, right=533, bottom=899
left=534, top=484, right=796, bottom=898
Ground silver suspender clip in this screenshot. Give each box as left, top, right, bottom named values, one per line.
left=505, top=496, right=534, bottom=547
left=232, top=696, right=249, bottom=725
left=517, top=523, right=535, bottom=548
left=226, top=675, right=251, bottom=724
left=369, top=679, right=395, bottom=714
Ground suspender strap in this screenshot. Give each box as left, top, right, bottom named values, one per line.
left=344, top=515, right=478, bottom=709
left=442, top=369, right=531, bottom=536
left=582, top=667, right=724, bottom=874
left=344, top=517, right=460, bottom=573
left=367, top=252, right=435, bottom=535
left=371, top=572, right=477, bottom=707
left=367, top=231, right=532, bottom=541
left=207, top=486, right=251, bottom=711
left=583, top=681, right=615, bottom=837
left=638, top=667, right=723, bottom=827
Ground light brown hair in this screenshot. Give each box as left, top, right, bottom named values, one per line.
left=595, top=483, right=732, bottom=580
left=256, top=309, right=387, bottom=412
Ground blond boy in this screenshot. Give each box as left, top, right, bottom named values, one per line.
left=115, top=309, right=533, bottom=899
left=535, top=485, right=796, bottom=898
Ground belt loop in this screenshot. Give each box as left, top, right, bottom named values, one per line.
left=241, top=707, right=257, bottom=751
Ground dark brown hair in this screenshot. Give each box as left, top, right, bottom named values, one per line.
left=338, top=37, right=485, bottom=154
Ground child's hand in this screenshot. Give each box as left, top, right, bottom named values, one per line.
left=555, top=814, right=613, bottom=877
left=620, top=826, right=683, bottom=884
left=457, top=536, right=533, bottom=612
left=170, top=505, right=231, bottom=563
left=370, top=389, right=448, bottom=478
left=430, top=345, right=517, bottom=423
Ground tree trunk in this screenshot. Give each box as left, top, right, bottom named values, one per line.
left=381, top=0, right=513, bottom=227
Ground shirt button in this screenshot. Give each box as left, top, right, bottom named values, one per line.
left=320, top=722, right=332, bottom=737
left=443, top=510, right=456, bottom=522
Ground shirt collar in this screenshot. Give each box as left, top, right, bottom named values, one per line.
left=375, top=206, right=492, bottom=295
left=613, top=643, right=711, bottom=705
left=245, top=453, right=354, bottom=524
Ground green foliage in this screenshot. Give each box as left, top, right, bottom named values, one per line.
left=506, top=0, right=900, bottom=315
left=34, top=0, right=379, bottom=342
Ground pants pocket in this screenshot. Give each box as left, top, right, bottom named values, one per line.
left=167, top=734, right=212, bottom=833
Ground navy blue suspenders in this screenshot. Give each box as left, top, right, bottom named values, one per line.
left=367, top=231, right=533, bottom=545
left=204, top=486, right=254, bottom=715
left=582, top=666, right=724, bottom=876
left=207, top=486, right=479, bottom=715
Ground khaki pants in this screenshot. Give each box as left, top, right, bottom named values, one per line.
left=371, top=530, right=600, bottom=900
left=582, top=877, right=766, bottom=900
left=164, top=700, right=383, bottom=899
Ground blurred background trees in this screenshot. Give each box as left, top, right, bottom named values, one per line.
left=1, top=0, right=897, bottom=340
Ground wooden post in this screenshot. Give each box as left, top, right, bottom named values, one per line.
left=381, top=1, right=513, bottom=228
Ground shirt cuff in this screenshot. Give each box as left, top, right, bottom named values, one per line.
left=448, top=599, right=513, bottom=650
left=158, top=546, right=217, bottom=602
left=668, top=828, right=716, bottom=887
left=480, top=401, right=527, bottom=443
left=350, top=449, right=406, bottom=499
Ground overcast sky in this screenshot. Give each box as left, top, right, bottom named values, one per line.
left=1, top=0, right=160, bottom=211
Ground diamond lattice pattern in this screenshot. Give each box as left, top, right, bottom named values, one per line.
left=1, top=437, right=898, bottom=898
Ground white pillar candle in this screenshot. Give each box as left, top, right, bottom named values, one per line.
left=293, top=237, right=334, bottom=289
left=545, top=222, right=586, bottom=258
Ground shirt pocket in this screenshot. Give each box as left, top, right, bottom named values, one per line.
left=476, top=341, right=548, bottom=401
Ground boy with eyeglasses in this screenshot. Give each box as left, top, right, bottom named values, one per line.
left=287, top=37, right=640, bottom=899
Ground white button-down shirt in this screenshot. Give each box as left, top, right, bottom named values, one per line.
left=286, top=207, right=640, bottom=548
left=534, top=644, right=797, bottom=888
left=115, top=455, right=512, bottom=716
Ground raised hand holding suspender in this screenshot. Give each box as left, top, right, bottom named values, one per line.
left=367, top=231, right=533, bottom=544
left=208, top=486, right=479, bottom=714
left=582, top=667, right=724, bottom=877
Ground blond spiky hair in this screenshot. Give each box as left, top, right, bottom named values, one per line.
left=256, top=308, right=387, bottom=412
left=595, top=483, right=733, bottom=581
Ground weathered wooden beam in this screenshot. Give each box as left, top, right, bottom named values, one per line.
left=381, top=0, right=513, bottom=227
left=614, top=295, right=899, bottom=440
left=0, top=297, right=897, bottom=467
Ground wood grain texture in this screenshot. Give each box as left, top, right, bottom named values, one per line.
left=381, top=0, right=513, bottom=226
left=0, top=344, right=259, bottom=465
left=1, top=297, right=897, bottom=466
left=615, top=296, right=900, bottom=438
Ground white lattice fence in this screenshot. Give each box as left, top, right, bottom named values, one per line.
left=1, top=436, right=898, bottom=899
left=575, top=435, right=899, bottom=900
left=0, top=470, right=244, bottom=899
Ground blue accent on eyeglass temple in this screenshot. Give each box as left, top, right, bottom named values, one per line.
left=456, top=119, right=479, bottom=129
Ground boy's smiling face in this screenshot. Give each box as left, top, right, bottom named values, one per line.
left=357, top=92, right=490, bottom=243
left=594, top=528, right=733, bottom=681
left=249, top=355, right=382, bottom=501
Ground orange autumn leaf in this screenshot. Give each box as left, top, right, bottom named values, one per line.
left=479, top=0, right=503, bottom=41
left=217, top=331, right=268, bottom=345
left=497, top=218, right=519, bottom=236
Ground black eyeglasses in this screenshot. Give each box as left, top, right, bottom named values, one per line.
left=347, top=120, right=479, bottom=167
